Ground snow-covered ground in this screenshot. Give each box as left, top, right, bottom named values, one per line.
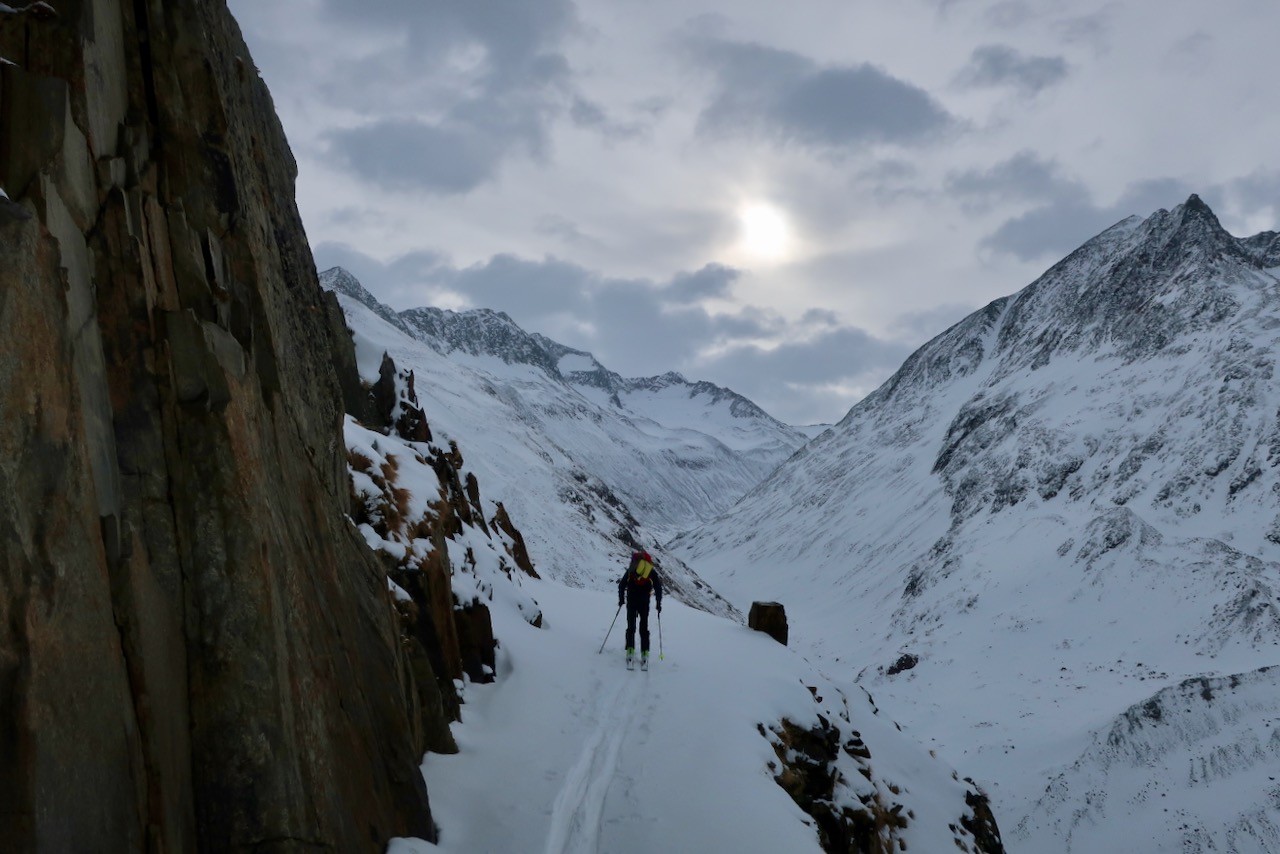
left=388, top=580, right=996, bottom=854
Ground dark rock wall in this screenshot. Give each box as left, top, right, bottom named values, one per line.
left=0, top=1, right=433, bottom=850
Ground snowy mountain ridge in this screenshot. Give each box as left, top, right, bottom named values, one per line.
left=673, top=195, right=1280, bottom=852
left=322, top=267, right=825, bottom=619
left=322, top=265, right=807, bottom=460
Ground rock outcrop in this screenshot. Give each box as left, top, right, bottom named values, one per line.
left=762, top=694, right=1005, bottom=854
left=749, top=600, right=789, bottom=645
left=0, top=1, right=436, bottom=849
left=344, top=350, right=542, bottom=714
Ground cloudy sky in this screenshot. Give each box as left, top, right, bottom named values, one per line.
left=227, top=0, right=1280, bottom=425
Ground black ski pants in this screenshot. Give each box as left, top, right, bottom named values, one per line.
left=625, top=599, right=651, bottom=653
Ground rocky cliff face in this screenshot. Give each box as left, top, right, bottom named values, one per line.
left=0, top=1, right=438, bottom=849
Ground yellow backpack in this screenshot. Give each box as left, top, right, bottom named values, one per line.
left=633, top=556, right=654, bottom=586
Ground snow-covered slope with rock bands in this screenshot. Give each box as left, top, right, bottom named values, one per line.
left=324, top=271, right=737, bottom=614
left=673, top=196, right=1280, bottom=852
left=324, top=266, right=808, bottom=536
left=338, top=345, right=1005, bottom=853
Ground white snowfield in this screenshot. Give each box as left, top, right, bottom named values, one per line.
left=673, top=198, right=1280, bottom=852
left=388, top=582, right=991, bottom=854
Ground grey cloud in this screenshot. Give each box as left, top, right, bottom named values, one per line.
left=449, top=254, right=612, bottom=318
left=956, top=45, right=1068, bottom=95
left=888, top=303, right=977, bottom=341
left=1228, top=170, right=1280, bottom=214
left=853, top=159, right=930, bottom=206
left=240, top=0, right=582, bottom=194
left=984, top=1, right=1038, bottom=29
left=570, top=98, right=608, bottom=127
left=535, top=214, right=603, bottom=249
left=695, top=327, right=913, bottom=424
left=633, top=96, right=673, bottom=119
left=664, top=264, right=740, bottom=303
left=1163, top=32, right=1212, bottom=71
left=569, top=97, right=648, bottom=140
left=1054, top=8, right=1114, bottom=52
left=705, top=328, right=907, bottom=384
left=314, top=243, right=451, bottom=306
left=312, top=244, right=891, bottom=423
left=982, top=177, right=1198, bottom=261
left=327, top=120, right=504, bottom=194
left=319, top=0, right=577, bottom=90
left=946, top=151, right=1082, bottom=207
left=692, top=38, right=953, bottom=151
left=800, top=308, right=841, bottom=326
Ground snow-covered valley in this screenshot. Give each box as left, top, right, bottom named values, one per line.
left=342, top=366, right=1002, bottom=853
left=672, top=197, right=1280, bottom=852
left=323, top=197, right=1280, bottom=852
left=323, top=266, right=810, bottom=614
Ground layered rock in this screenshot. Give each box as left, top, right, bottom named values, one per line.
left=0, top=1, right=437, bottom=849
left=345, top=354, right=542, bottom=710
left=762, top=688, right=1005, bottom=853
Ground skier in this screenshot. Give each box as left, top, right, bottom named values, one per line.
left=617, top=549, right=663, bottom=670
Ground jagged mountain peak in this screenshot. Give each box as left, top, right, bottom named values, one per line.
left=323, top=268, right=811, bottom=544
left=319, top=265, right=376, bottom=306
left=320, top=270, right=805, bottom=442
left=319, top=266, right=411, bottom=335
left=850, top=194, right=1278, bottom=421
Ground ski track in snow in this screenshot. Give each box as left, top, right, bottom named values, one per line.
left=544, top=670, right=643, bottom=854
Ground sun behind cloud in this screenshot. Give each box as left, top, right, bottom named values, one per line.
left=736, top=201, right=792, bottom=263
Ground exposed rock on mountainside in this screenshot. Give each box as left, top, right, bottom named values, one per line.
left=674, top=196, right=1280, bottom=849
left=763, top=687, right=1005, bottom=854
left=322, top=266, right=809, bottom=531
left=749, top=600, right=789, bottom=645
left=0, top=1, right=437, bottom=848
left=323, top=268, right=749, bottom=616
left=346, top=353, right=542, bottom=686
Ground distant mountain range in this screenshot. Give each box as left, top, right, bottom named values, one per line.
left=321, top=266, right=812, bottom=614
left=672, top=195, right=1280, bottom=852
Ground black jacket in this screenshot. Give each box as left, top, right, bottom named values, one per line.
left=617, top=551, right=663, bottom=609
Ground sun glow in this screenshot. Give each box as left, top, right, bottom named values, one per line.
left=736, top=202, right=792, bottom=262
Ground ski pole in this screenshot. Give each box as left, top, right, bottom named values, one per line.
left=658, top=609, right=664, bottom=660
left=598, top=604, right=622, bottom=654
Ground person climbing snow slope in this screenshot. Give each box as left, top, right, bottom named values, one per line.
left=617, top=550, right=663, bottom=671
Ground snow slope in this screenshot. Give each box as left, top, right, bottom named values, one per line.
left=324, top=267, right=808, bottom=535
left=391, top=581, right=1000, bottom=854
left=323, top=268, right=812, bottom=614
left=672, top=196, right=1280, bottom=851
left=342, top=390, right=1003, bottom=853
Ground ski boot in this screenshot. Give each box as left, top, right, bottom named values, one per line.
left=626, top=647, right=635, bottom=671
left=640, top=651, right=649, bottom=671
